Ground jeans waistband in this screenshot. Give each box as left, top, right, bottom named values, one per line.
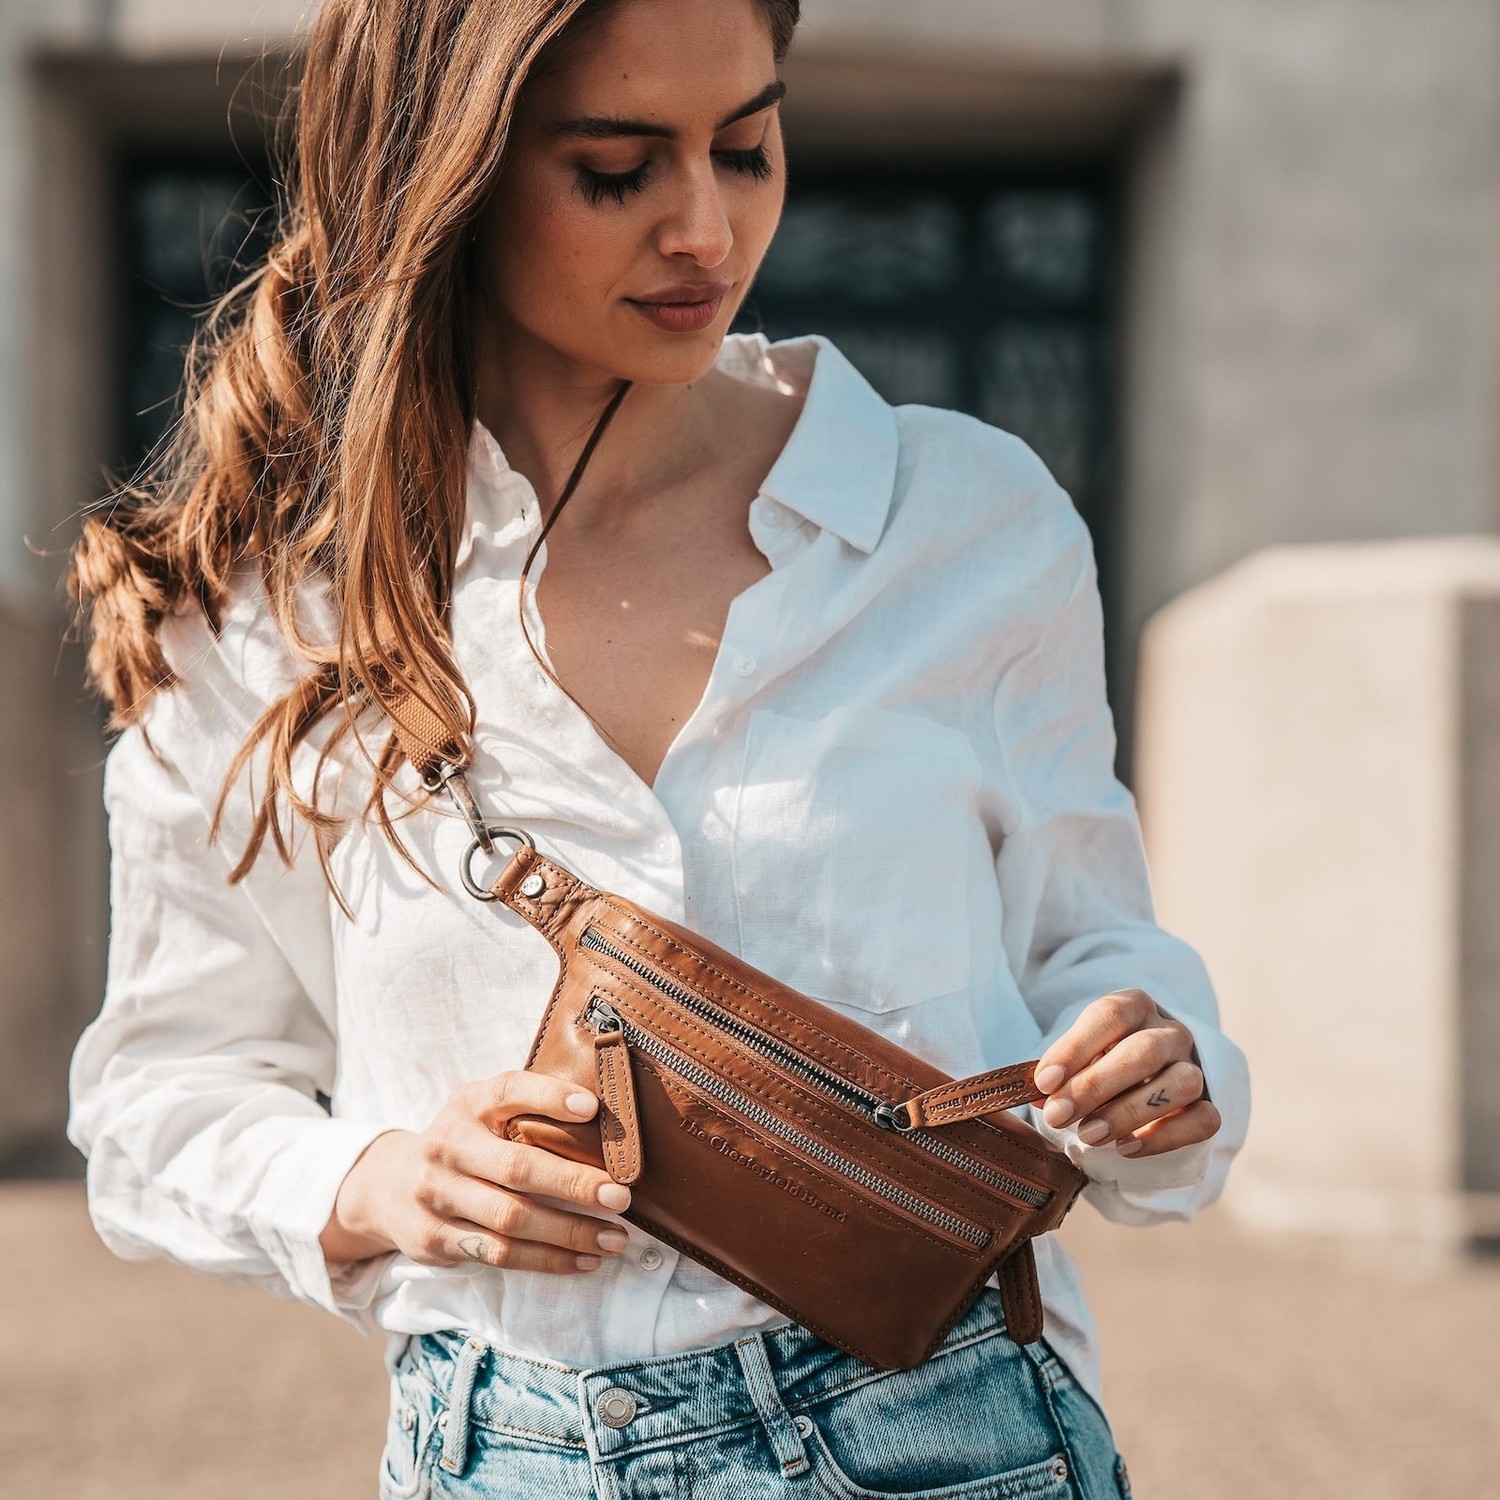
left=402, top=1285, right=1016, bottom=1479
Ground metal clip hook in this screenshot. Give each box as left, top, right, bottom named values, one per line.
left=422, top=762, right=494, bottom=855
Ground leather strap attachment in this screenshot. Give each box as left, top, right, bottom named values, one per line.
left=896, top=1061, right=1046, bottom=1130
left=490, top=847, right=596, bottom=943
left=996, top=1240, right=1044, bottom=1344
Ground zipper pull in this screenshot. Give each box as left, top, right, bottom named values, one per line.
left=585, top=999, right=643, bottom=1185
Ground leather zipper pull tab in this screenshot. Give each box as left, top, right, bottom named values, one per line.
left=589, top=1003, right=643, bottom=1185
left=894, top=1060, right=1046, bottom=1131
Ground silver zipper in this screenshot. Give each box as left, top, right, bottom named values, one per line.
left=583, top=996, right=992, bottom=1250
left=579, top=926, right=1051, bottom=1212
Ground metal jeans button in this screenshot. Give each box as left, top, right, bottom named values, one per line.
left=596, top=1387, right=638, bottom=1428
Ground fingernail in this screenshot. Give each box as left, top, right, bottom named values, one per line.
left=567, top=1093, right=597, bottom=1116
left=597, top=1183, right=632, bottom=1210
left=596, top=1229, right=629, bottom=1252
left=576, top=1254, right=603, bottom=1270
left=1043, top=1098, right=1075, bottom=1127
left=1117, top=1139, right=1145, bottom=1157
left=1035, top=1064, right=1066, bottom=1094
left=1078, top=1119, right=1111, bottom=1145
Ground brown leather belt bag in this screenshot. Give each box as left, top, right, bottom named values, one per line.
left=462, top=829, right=1087, bottom=1371
left=380, top=381, right=1087, bottom=1370
left=389, top=746, right=1089, bottom=1369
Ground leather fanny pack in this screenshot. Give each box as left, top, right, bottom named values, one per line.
left=377, top=380, right=1088, bottom=1370
left=443, top=821, right=1085, bottom=1370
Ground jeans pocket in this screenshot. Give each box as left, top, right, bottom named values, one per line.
left=378, top=1356, right=442, bottom=1500
left=795, top=1322, right=1073, bottom=1499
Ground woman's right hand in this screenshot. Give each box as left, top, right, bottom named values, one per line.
left=320, top=1070, right=634, bottom=1274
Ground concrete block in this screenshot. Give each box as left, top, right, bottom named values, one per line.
left=1136, top=537, right=1500, bottom=1247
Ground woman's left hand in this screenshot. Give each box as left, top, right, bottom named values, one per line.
left=1032, top=990, right=1221, bottom=1158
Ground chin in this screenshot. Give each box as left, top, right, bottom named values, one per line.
left=603, top=334, right=728, bottom=388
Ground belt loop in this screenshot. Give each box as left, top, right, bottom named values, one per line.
left=733, top=1334, right=810, bottom=1479
left=438, top=1334, right=488, bottom=1477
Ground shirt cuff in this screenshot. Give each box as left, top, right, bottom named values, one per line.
left=257, top=1117, right=403, bottom=1330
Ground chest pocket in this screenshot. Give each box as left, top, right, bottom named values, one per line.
left=728, top=704, right=985, bottom=1014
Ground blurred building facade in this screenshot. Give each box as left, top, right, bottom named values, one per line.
left=2, top=1, right=1496, bottom=1238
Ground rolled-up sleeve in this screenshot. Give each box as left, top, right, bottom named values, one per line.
left=66, top=720, right=397, bottom=1329
left=991, top=485, right=1251, bottom=1226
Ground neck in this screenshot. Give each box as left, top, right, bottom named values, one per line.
left=473, top=317, right=725, bottom=530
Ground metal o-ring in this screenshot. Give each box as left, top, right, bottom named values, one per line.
left=460, top=826, right=536, bottom=902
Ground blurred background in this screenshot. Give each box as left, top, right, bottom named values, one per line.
left=2, top=1, right=1498, bottom=1495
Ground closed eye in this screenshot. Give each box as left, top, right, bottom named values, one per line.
left=576, top=144, right=775, bottom=208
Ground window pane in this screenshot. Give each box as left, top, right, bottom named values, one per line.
left=120, top=166, right=275, bottom=472
left=753, top=196, right=962, bottom=300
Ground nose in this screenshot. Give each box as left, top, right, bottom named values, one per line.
left=655, top=158, right=733, bottom=267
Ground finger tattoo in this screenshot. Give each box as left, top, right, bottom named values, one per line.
left=1147, top=1089, right=1170, bottom=1108
left=457, top=1234, right=488, bottom=1263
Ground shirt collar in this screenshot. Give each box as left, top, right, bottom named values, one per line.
left=457, top=330, right=899, bottom=570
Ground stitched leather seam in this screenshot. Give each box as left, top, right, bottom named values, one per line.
left=591, top=899, right=910, bottom=1095
left=923, top=1077, right=1035, bottom=1119
left=921, top=1065, right=1033, bottom=1108
left=592, top=969, right=996, bottom=1233
left=649, top=1071, right=976, bottom=1252
left=516, top=873, right=1064, bottom=1186
left=598, top=1043, right=640, bottom=1181
left=584, top=951, right=1058, bottom=1216
left=589, top=904, right=1066, bottom=1181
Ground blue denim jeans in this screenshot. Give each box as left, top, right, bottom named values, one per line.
left=378, top=1288, right=1133, bottom=1500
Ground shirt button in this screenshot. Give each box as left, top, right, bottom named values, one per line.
left=761, top=501, right=787, bottom=527
left=732, top=653, right=757, bottom=677
left=638, top=1245, right=664, bottom=1271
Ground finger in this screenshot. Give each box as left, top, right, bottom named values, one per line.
left=1034, top=991, right=1156, bottom=1096
left=472, top=1070, right=600, bottom=1127
left=445, top=1119, right=632, bottom=1213
left=1041, top=1023, right=1192, bottom=1127
left=1115, top=1098, right=1222, bottom=1158
left=420, top=1216, right=610, bottom=1275
left=1071, top=1059, right=1205, bottom=1148
left=439, top=1177, right=631, bottom=1259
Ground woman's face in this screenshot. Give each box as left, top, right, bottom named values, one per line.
left=476, top=0, right=787, bottom=388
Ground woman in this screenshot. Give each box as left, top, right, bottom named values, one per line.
left=66, top=0, right=1250, bottom=1495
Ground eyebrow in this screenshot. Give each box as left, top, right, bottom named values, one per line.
left=547, top=79, right=787, bottom=141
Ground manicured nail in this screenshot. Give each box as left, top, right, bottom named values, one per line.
left=1078, top=1119, right=1111, bottom=1145
left=597, top=1183, right=632, bottom=1210
left=1042, top=1098, right=1075, bottom=1127
left=1117, top=1139, right=1145, bottom=1156
left=596, top=1229, right=630, bottom=1252
left=1035, top=1064, right=1066, bottom=1094
left=567, top=1093, right=597, bottom=1117
left=576, top=1254, right=604, bottom=1270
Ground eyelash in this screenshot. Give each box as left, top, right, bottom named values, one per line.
left=576, top=145, right=774, bottom=208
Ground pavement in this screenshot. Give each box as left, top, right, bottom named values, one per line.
left=0, top=1180, right=1495, bottom=1498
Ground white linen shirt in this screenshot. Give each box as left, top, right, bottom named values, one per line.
left=67, top=330, right=1250, bottom=1411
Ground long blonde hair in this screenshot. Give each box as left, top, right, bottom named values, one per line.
left=66, top=0, right=800, bottom=885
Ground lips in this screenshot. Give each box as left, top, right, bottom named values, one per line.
left=628, top=281, right=731, bottom=306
